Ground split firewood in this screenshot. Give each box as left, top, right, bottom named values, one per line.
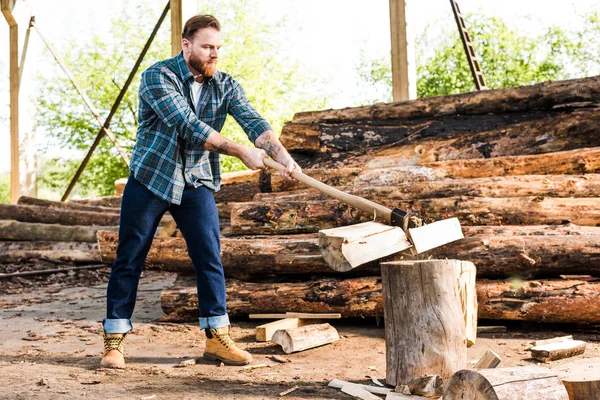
left=472, top=350, right=502, bottom=369
left=532, top=335, right=573, bottom=347
left=407, top=375, right=443, bottom=397
left=444, top=367, right=569, bottom=399
left=271, top=323, right=339, bottom=354
left=328, top=379, right=392, bottom=396
left=255, top=318, right=312, bottom=342
left=340, top=384, right=381, bottom=400
left=530, top=340, right=586, bottom=362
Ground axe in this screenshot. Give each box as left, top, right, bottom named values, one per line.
left=264, top=158, right=464, bottom=271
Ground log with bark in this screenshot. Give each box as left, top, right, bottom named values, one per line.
left=0, top=220, right=118, bottom=242
left=99, top=225, right=600, bottom=279
left=0, top=204, right=121, bottom=226
left=0, top=241, right=101, bottom=263
left=271, top=147, right=600, bottom=191
left=229, top=197, right=600, bottom=234
left=258, top=174, right=600, bottom=203
left=18, top=196, right=120, bottom=213
left=161, top=277, right=600, bottom=325
left=69, top=196, right=123, bottom=208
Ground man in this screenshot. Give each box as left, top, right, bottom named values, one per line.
left=101, top=14, right=300, bottom=368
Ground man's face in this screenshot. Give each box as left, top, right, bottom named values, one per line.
left=182, top=27, right=222, bottom=78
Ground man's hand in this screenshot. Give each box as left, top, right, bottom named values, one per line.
left=273, top=152, right=301, bottom=181
left=239, top=146, right=269, bottom=171
left=255, top=130, right=301, bottom=181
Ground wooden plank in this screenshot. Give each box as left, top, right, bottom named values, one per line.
left=530, top=340, right=586, bottom=363
left=477, top=326, right=507, bottom=334
left=271, top=323, right=339, bottom=354
left=533, top=335, right=573, bottom=347
left=170, top=0, right=182, bottom=56
left=255, top=318, right=311, bottom=342
left=249, top=313, right=341, bottom=320
left=473, top=350, right=502, bottom=369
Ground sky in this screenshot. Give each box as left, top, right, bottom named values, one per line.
left=1, top=0, right=599, bottom=173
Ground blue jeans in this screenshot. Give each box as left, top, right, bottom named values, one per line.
left=103, top=175, right=229, bottom=334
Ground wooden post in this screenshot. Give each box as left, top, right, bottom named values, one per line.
left=389, top=0, right=415, bottom=101
left=381, top=260, right=467, bottom=385
left=170, top=0, right=182, bottom=57
left=2, top=0, right=19, bottom=203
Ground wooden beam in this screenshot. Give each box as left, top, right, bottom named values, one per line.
left=389, top=0, right=414, bottom=101
left=170, top=0, right=182, bottom=57
left=2, top=5, right=19, bottom=203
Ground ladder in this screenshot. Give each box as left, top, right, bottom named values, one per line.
left=449, top=0, right=488, bottom=90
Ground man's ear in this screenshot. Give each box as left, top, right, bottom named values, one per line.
left=182, top=38, right=191, bottom=53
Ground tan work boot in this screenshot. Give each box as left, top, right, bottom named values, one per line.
left=100, top=333, right=128, bottom=369
left=203, top=326, right=252, bottom=366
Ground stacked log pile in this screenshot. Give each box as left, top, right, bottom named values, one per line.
left=99, top=75, right=600, bottom=325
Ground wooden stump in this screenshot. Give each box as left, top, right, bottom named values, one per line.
left=381, top=260, right=467, bottom=385
left=444, top=367, right=569, bottom=399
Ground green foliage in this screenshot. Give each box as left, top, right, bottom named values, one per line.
left=37, top=0, right=327, bottom=197
left=356, top=12, right=600, bottom=101
left=0, top=174, right=9, bottom=204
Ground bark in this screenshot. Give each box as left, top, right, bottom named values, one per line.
left=289, top=76, right=600, bottom=125
left=105, top=225, right=600, bottom=279
left=382, top=260, right=467, bottom=384
left=97, top=230, right=380, bottom=279
left=229, top=197, right=600, bottom=234
left=0, top=204, right=121, bottom=226
left=161, top=277, right=600, bottom=325
left=0, top=241, right=100, bottom=263
left=257, top=174, right=600, bottom=202
left=0, top=220, right=118, bottom=242
left=18, top=196, right=120, bottom=213
left=69, top=196, right=123, bottom=208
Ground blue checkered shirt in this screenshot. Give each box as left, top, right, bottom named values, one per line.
left=130, top=52, right=272, bottom=204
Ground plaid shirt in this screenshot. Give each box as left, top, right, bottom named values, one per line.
left=130, top=52, right=272, bottom=204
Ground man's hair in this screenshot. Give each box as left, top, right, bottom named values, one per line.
left=182, top=15, right=221, bottom=40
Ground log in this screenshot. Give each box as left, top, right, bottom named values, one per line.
left=288, top=76, right=600, bottom=125
left=18, top=196, right=120, bottom=213
left=161, top=277, right=600, bottom=325
left=271, top=323, right=339, bottom=354
left=99, top=225, right=600, bottom=279
left=0, top=220, right=118, bottom=242
left=477, top=279, right=600, bottom=324
left=229, top=197, right=600, bottom=234
left=259, top=174, right=600, bottom=202
left=381, top=260, right=467, bottom=385
left=69, top=196, right=123, bottom=208
left=476, top=326, right=506, bottom=334
left=472, top=350, right=501, bottom=369
left=0, top=203, right=120, bottom=226
left=0, top=241, right=100, bottom=263
left=530, top=340, right=587, bottom=363
left=561, top=366, right=600, bottom=400
left=444, top=367, right=569, bottom=400
left=97, top=230, right=380, bottom=279
left=255, top=318, right=311, bottom=342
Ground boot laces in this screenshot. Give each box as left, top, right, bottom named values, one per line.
left=212, top=330, right=235, bottom=349
left=104, top=333, right=127, bottom=356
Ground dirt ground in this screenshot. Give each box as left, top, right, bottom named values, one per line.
left=1, top=269, right=599, bottom=400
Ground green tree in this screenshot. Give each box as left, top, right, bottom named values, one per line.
left=356, top=12, right=600, bottom=101
left=37, top=0, right=327, bottom=197
left=0, top=174, right=9, bottom=204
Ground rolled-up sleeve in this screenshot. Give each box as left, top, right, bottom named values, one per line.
left=140, top=67, right=214, bottom=148
left=228, top=80, right=272, bottom=144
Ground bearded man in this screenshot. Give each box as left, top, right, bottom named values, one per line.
left=101, top=14, right=299, bottom=368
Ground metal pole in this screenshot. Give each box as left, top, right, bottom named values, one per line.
left=60, top=1, right=170, bottom=201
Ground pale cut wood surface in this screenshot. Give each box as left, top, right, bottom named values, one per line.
left=381, top=260, right=466, bottom=385
left=531, top=340, right=587, bottom=363
left=328, top=379, right=393, bottom=396
left=255, top=318, right=311, bottom=342
left=473, top=350, right=501, bottom=369
left=444, top=366, right=569, bottom=400
left=271, top=323, right=339, bottom=354
left=456, top=261, right=477, bottom=347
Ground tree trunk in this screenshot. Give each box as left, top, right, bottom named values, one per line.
left=443, top=367, right=569, bottom=400
left=161, top=277, right=600, bottom=325
left=97, top=230, right=380, bottom=279
left=0, top=220, right=117, bottom=242
left=18, top=196, right=120, bottom=213
left=0, top=241, right=100, bottom=263
left=258, top=174, right=600, bottom=202
left=69, top=196, right=123, bottom=208
left=381, top=260, right=467, bottom=385
left=477, top=279, right=600, bottom=324
left=99, top=225, right=600, bottom=279
left=229, top=197, right=600, bottom=235
left=0, top=204, right=121, bottom=226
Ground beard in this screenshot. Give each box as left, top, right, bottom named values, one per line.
left=189, top=53, right=217, bottom=78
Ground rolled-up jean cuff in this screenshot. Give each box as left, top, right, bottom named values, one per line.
left=199, top=314, right=230, bottom=330
left=103, top=318, right=133, bottom=334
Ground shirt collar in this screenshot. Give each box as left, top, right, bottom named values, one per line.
left=175, top=51, right=220, bottom=86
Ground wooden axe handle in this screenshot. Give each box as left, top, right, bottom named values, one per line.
left=263, top=158, right=392, bottom=224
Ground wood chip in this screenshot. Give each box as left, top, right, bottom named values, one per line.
left=271, top=355, right=291, bottom=363
left=278, top=386, right=299, bottom=397
left=242, top=363, right=271, bottom=371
